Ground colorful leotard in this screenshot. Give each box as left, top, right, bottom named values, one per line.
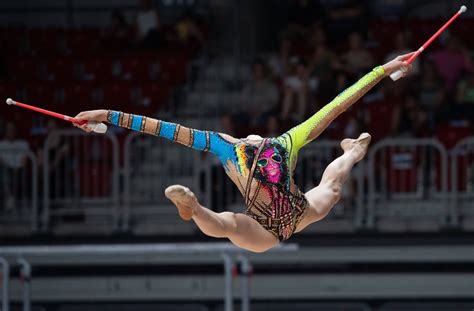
left=107, top=66, right=385, bottom=241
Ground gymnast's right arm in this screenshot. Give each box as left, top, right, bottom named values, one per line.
left=73, top=109, right=237, bottom=158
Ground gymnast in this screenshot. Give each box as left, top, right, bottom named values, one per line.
left=74, top=53, right=413, bottom=253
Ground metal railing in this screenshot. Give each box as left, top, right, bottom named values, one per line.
left=367, top=138, right=449, bottom=230
left=450, top=137, right=474, bottom=229
left=0, top=256, right=31, bottom=311
left=297, top=141, right=365, bottom=231
left=3, top=131, right=474, bottom=234
left=42, top=129, right=120, bottom=233
left=0, top=257, right=9, bottom=311
left=0, top=147, right=38, bottom=233
left=0, top=243, right=298, bottom=311
left=122, top=131, right=208, bottom=234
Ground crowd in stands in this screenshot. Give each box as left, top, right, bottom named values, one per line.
left=225, top=0, right=474, bottom=148
left=0, top=0, right=207, bottom=171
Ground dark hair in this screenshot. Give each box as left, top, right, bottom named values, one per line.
left=244, top=142, right=290, bottom=187
left=111, top=9, right=127, bottom=27
left=252, top=58, right=267, bottom=69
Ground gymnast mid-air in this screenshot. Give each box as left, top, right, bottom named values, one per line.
left=6, top=5, right=466, bottom=253
left=65, top=55, right=410, bottom=252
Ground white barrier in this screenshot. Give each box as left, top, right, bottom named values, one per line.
left=122, top=132, right=209, bottom=234
left=42, top=129, right=120, bottom=233
left=451, top=137, right=474, bottom=229
left=298, top=141, right=365, bottom=232
left=367, top=138, right=449, bottom=231
left=0, top=147, right=38, bottom=234
left=0, top=257, right=9, bottom=311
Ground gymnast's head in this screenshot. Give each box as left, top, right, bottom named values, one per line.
left=244, top=143, right=289, bottom=186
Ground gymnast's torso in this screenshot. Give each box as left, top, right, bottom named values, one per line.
left=206, top=132, right=309, bottom=241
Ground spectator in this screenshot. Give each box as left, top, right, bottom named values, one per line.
left=0, top=122, right=30, bottom=170
left=220, top=114, right=236, bottom=137
left=455, top=70, right=474, bottom=118
left=136, top=0, right=162, bottom=49
left=265, top=116, right=280, bottom=137
left=416, top=61, right=445, bottom=124
left=372, top=0, right=406, bottom=20
left=430, top=36, right=471, bottom=94
left=456, top=70, right=474, bottom=105
left=391, top=93, right=429, bottom=137
left=269, top=37, right=293, bottom=79
left=281, top=60, right=309, bottom=123
left=285, top=0, right=326, bottom=40
left=308, top=28, right=338, bottom=101
left=0, top=122, right=30, bottom=214
left=385, top=32, right=420, bottom=76
left=339, top=32, right=374, bottom=79
left=326, top=0, right=367, bottom=42
left=237, top=60, right=279, bottom=128
left=175, top=9, right=205, bottom=50
left=101, top=9, right=131, bottom=51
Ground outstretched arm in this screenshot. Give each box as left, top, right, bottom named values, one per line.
left=73, top=110, right=238, bottom=161
left=281, top=52, right=414, bottom=153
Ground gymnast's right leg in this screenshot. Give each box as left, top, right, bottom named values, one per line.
left=165, top=185, right=279, bottom=253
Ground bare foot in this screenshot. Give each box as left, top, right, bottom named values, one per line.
left=164, top=185, right=198, bottom=221
left=340, top=132, right=372, bottom=162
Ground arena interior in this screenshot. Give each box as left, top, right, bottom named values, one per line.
left=0, top=0, right=474, bottom=310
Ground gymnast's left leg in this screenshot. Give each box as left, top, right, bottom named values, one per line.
left=295, top=133, right=371, bottom=232
left=164, top=185, right=279, bottom=252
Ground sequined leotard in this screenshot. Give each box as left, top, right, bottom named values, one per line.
left=107, top=66, right=385, bottom=241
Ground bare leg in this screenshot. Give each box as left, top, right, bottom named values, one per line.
left=295, top=133, right=371, bottom=232
left=165, top=185, right=279, bottom=253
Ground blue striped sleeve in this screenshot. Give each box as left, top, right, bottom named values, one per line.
left=192, top=130, right=207, bottom=150
left=131, top=115, right=143, bottom=131
left=109, top=111, right=120, bottom=125
left=159, top=121, right=177, bottom=141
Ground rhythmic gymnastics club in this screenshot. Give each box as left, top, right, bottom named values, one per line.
left=390, top=5, right=468, bottom=81
left=5, top=98, right=108, bottom=133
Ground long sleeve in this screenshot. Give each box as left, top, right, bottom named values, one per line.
left=107, top=110, right=237, bottom=164
left=280, top=66, right=385, bottom=154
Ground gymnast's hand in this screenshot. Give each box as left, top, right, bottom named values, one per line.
left=382, top=52, right=415, bottom=78
left=73, top=110, right=108, bottom=132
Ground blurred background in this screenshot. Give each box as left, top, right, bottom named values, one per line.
left=0, top=0, right=473, bottom=310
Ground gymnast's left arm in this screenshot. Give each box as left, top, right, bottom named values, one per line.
left=283, top=52, right=415, bottom=151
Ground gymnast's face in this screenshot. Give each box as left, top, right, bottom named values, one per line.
left=257, top=148, right=283, bottom=183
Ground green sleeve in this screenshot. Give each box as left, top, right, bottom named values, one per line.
left=279, top=66, right=385, bottom=157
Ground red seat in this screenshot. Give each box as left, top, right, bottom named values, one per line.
left=10, top=57, right=39, bottom=81
left=409, top=18, right=443, bottom=49
left=452, top=18, right=474, bottom=49
left=120, top=54, right=153, bottom=80
left=436, top=122, right=473, bottom=149
left=62, top=83, right=95, bottom=112
left=158, top=51, right=189, bottom=84
left=370, top=20, right=401, bottom=49
left=81, top=57, right=117, bottom=81
left=365, top=97, right=398, bottom=142
left=46, top=57, right=76, bottom=81
left=24, top=83, right=57, bottom=106
left=29, top=29, right=60, bottom=56
left=101, top=82, right=132, bottom=107
left=67, top=29, right=100, bottom=55
left=139, top=81, right=171, bottom=109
